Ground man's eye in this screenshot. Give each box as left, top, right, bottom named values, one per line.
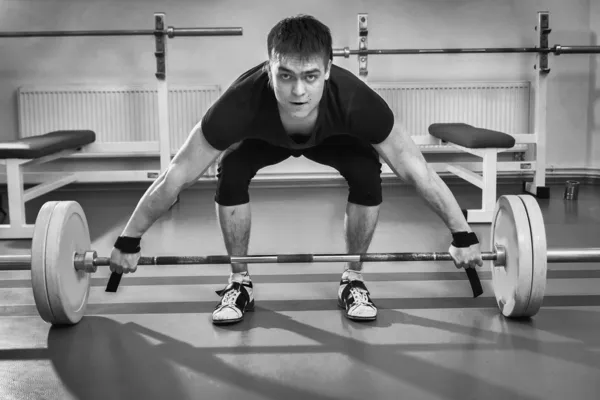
left=280, top=74, right=291, bottom=80
left=306, top=75, right=317, bottom=82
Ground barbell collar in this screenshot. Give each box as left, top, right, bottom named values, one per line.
left=493, top=245, right=507, bottom=267
left=332, top=47, right=351, bottom=58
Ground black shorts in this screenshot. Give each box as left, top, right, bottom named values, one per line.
left=214, top=135, right=383, bottom=206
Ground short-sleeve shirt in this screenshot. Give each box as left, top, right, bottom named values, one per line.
left=201, top=61, right=395, bottom=151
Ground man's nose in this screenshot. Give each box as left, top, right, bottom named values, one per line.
left=292, top=80, right=306, bottom=96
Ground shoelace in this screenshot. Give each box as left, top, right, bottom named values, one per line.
left=350, top=287, right=371, bottom=306
left=221, top=288, right=240, bottom=307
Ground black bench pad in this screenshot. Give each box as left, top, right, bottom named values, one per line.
left=0, top=130, right=96, bottom=159
left=428, top=123, right=515, bottom=149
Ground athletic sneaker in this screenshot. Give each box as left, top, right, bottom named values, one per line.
left=337, top=271, right=377, bottom=321
left=212, top=275, right=254, bottom=325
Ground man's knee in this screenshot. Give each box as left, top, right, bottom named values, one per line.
left=345, top=165, right=383, bottom=207
left=348, top=183, right=382, bottom=206
left=215, top=159, right=254, bottom=206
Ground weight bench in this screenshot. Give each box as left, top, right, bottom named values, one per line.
left=0, top=130, right=96, bottom=239
left=428, top=123, right=515, bottom=223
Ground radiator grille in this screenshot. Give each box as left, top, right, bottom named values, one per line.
left=18, top=85, right=221, bottom=151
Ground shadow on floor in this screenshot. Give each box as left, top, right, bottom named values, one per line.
left=37, top=306, right=599, bottom=400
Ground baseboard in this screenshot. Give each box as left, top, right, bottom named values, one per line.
left=540, top=167, right=600, bottom=183
left=0, top=167, right=597, bottom=193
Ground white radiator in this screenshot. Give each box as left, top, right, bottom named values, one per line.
left=370, top=81, right=531, bottom=141
left=17, top=81, right=530, bottom=151
left=17, top=84, right=221, bottom=152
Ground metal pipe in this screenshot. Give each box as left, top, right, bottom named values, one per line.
left=554, top=45, right=600, bottom=54
left=169, top=27, right=243, bottom=37
left=0, top=29, right=155, bottom=37
left=0, top=255, right=31, bottom=269
left=332, top=45, right=600, bottom=58
left=91, top=251, right=499, bottom=266
left=3, top=248, right=600, bottom=271
left=332, top=46, right=549, bottom=57
left=547, top=248, right=600, bottom=263
left=0, top=27, right=243, bottom=38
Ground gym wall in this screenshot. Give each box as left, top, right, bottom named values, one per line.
left=0, top=0, right=596, bottom=177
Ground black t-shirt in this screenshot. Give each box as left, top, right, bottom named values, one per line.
left=201, top=61, right=395, bottom=151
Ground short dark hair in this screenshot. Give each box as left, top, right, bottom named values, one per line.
left=267, top=15, right=333, bottom=65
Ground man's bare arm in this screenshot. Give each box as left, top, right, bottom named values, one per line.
left=121, top=121, right=222, bottom=237
left=373, top=124, right=471, bottom=233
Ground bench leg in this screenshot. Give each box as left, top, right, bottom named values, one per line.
left=0, top=159, right=34, bottom=239
left=458, top=149, right=497, bottom=224
left=524, top=59, right=550, bottom=199
left=480, top=150, right=497, bottom=221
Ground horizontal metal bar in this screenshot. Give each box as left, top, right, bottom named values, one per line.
left=0, top=27, right=243, bottom=38
left=169, top=27, right=242, bottom=37
left=547, top=248, right=600, bottom=263
left=0, top=255, right=31, bottom=270
left=0, top=29, right=154, bottom=37
left=554, top=45, right=600, bottom=55
left=3, top=248, right=599, bottom=272
left=333, top=47, right=547, bottom=57
left=92, top=252, right=499, bottom=266
left=332, top=45, right=600, bottom=58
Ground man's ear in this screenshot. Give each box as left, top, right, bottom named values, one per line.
left=325, top=59, right=332, bottom=79
left=264, top=60, right=274, bottom=86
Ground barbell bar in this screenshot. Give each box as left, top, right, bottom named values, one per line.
left=0, top=249, right=502, bottom=268
left=3, top=194, right=600, bottom=326
left=0, top=27, right=243, bottom=38
left=332, top=45, right=600, bottom=57
left=3, top=246, right=600, bottom=269
left=70, top=247, right=600, bottom=266
left=98, top=247, right=600, bottom=265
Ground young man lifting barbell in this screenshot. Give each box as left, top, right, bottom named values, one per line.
left=109, top=15, right=483, bottom=325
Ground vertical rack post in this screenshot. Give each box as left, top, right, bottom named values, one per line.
left=358, top=13, right=368, bottom=79
left=154, top=13, right=171, bottom=173
left=526, top=11, right=551, bottom=198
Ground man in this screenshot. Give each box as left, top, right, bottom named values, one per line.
left=109, top=15, right=483, bottom=325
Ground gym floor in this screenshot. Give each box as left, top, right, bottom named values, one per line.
left=1, top=180, right=599, bottom=400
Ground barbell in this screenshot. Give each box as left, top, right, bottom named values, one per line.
left=1, top=195, right=599, bottom=326
left=0, top=27, right=243, bottom=38
left=332, top=45, right=600, bottom=57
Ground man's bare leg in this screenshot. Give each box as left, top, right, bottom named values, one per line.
left=344, top=202, right=380, bottom=274
left=339, top=202, right=380, bottom=321
left=212, top=202, right=253, bottom=324
left=216, top=203, right=251, bottom=275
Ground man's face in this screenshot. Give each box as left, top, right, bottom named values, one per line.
left=269, top=53, right=331, bottom=119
